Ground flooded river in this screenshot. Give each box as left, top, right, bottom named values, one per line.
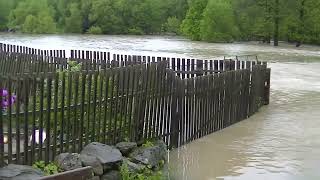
left=1, top=33, right=320, bottom=180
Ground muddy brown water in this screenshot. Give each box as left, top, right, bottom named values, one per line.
left=1, top=33, right=320, bottom=180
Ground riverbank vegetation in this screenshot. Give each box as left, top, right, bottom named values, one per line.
left=0, top=0, right=319, bottom=45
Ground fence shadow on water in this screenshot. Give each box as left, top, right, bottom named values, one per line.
left=0, top=43, right=270, bottom=166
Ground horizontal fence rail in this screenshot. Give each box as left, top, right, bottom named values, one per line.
left=0, top=43, right=271, bottom=167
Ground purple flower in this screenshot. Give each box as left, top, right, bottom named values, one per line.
left=0, top=88, right=16, bottom=109
left=11, top=95, right=17, bottom=104
left=0, top=89, right=8, bottom=97
left=1, top=100, right=9, bottom=108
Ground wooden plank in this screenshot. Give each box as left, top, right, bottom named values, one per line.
left=101, top=70, right=109, bottom=144
left=45, top=76, right=52, bottom=163
left=39, top=167, right=93, bottom=180
left=72, top=73, right=80, bottom=153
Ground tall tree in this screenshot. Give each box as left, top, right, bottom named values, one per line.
left=8, top=0, right=57, bottom=33
left=65, top=2, right=83, bottom=33
left=180, top=0, right=208, bottom=40
left=200, top=0, right=238, bottom=42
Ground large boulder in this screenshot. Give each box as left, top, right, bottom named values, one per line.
left=55, top=153, right=82, bottom=171
left=101, top=170, right=121, bottom=180
left=129, top=140, right=167, bottom=168
left=80, top=142, right=123, bottom=170
left=116, top=142, right=137, bottom=156
left=0, top=164, right=44, bottom=180
left=80, top=154, right=103, bottom=176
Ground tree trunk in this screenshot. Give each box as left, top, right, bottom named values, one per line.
left=273, top=0, right=279, bottom=46
left=297, top=0, right=306, bottom=46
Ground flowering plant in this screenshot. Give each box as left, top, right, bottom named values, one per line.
left=0, top=89, right=17, bottom=110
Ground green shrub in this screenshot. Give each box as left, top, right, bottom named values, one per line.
left=163, top=17, right=181, bottom=34
left=87, top=26, right=103, bottom=34
left=128, top=28, right=144, bottom=35
left=33, top=161, right=61, bottom=175
left=120, top=162, right=164, bottom=180
left=142, top=141, right=154, bottom=148
left=68, top=60, right=82, bottom=72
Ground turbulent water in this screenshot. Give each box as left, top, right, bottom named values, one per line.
left=1, top=33, right=320, bottom=180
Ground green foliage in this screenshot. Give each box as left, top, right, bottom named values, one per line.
left=64, top=2, right=83, bottom=33
left=68, top=60, right=82, bottom=72
left=87, top=26, right=103, bottom=34
left=33, top=161, right=60, bottom=175
left=142, top=141, right=154, bottom=148
left=22, top=15, right=38, bottom=33
left=8, top=0, right=56, bottom=33
left=0, top=0, right=15, bottom=30
left=120, top=162, right=164, bottom=180
left=1, top=0, right=320, bottom=45
left=163, top=17, right=181, bottom=34
left=180, top=0, right=208, bottom=40
left=128, top=28, right=144, bottom=35
left=200, top=0, right=238, bottom=42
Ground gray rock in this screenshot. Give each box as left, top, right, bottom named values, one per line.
left=154, top=140, right=168, bottom=162
left=55, top=153, right=82, bottom=171
left=0, top=164, right=44, bottom=180
left=115, top=142, right=137, bottom=155
left=88, top=176, right=100, bottom=180
left=123, top=158, right=145, bottom=173
left=80, top=154, right=103, bottom=176
left=130, top=140, right=167, bottom=167
left=80, top=142, right=123, bottom=167
left=101, top=170, right=121, bottom=180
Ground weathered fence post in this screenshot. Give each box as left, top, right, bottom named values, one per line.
left=170, top=76, right=181, bottom=148
left=196, top=60, right=203, bottom=77
left=264, top=68, right=271, bottom=105
left=224, top=60, right=231, bottom=71
left=230, top=60, right=236, bottom=70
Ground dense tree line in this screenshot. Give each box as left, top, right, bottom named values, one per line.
left=182, top=0, right=320, bottom=45
left=0, top=0, right=187, bottom=34
left=0, top=0, right=319, bottom=45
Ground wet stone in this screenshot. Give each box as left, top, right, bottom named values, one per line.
left=116, top=142, right=137, bottom=156
left=80, top=154, right=104, bottom=176
left=0, top=164, right=44, bottom=180
left=80, top=142, right=123, bottom=167
left=55, top=153, right=82, bottom=171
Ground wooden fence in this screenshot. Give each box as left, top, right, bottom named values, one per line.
left=0, top=52, right=67, bottom=75
left=0, top=43, right=270, bottom=167
left=0, top=43, right=66, bottom=58
left=1, top=42, right=265, bottom=76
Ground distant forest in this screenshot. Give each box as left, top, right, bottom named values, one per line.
left=0, top=0, right=319, bottom=45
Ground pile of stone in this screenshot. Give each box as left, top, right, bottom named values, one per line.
left=0, top=140, right=168, bottom=180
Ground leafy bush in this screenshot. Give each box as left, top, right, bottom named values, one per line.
left=128, top=28, right=144, bottom=35
left=68, top=60, right=82, bottom=72
left=87, top=26, right=103, bottom=34
left=120, top=162, right=164, bottom=180
left=142, top=141, right=154, bottom=148
left=32, top=161, right=61, bottom=175
left=163, top=17, right=181, bottom=34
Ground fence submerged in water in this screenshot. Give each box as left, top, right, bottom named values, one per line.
left=0, top=43, right=270, bottom=166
